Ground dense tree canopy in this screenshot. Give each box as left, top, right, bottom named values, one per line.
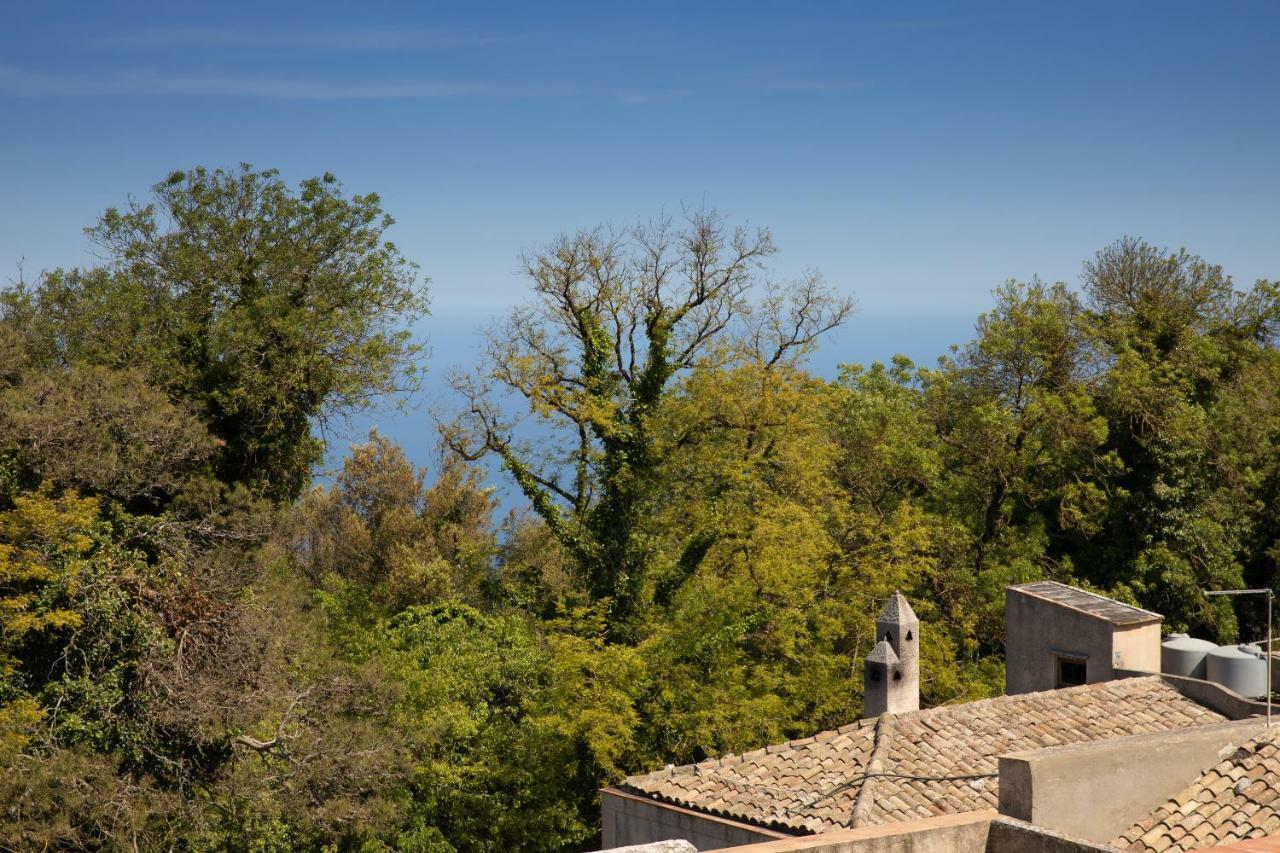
left=2, top=172, right=1278, bottom=851
left=1079, top=240, right=1280, bottom=633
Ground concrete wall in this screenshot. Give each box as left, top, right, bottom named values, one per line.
left=691, top=813, right=1112, bottom=853
left=1006, top=588, right=1118, bottom=694
left=997, top=719, right=1266, bottom=843
left=983, top=820, right=1117, bottom=853
left=601, top=789, right=787, bottom=851
left=705, top=812, right=995, bottom=853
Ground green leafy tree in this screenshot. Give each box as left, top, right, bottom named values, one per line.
left=0, top=486, right=101, bottom=715
left=636, top=355, right=1003, bottom=764
left=638, top=360, right=852, bottom=754
left=292, top=431, right=499, bottom=608
left=1082, top=238, right=1280, bottom=635
left=833, top=358, right=1002, bottom=696
left=928, top=281, right=1114, bottom=565
left=313, top=597, right=643, bottom=852
left=3, top=165, right=427, bottom=501
left=903, top=281, right=1122, bottom=648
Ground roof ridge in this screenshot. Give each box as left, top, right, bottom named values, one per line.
left=850, top=713, right=896, bottom=827
left=902, top=674, right=1164, bottom=722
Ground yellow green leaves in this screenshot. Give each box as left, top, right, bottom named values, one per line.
left=0, top=486, right=102, bottom=768
left=0, top=484, right=99, bottom=655
left=0, top=697, right=41, bottom=758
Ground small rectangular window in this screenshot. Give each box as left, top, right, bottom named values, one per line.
left=1056, top=656, right=1087, bottom=687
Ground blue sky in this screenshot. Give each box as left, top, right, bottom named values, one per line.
left=2, top=1, right=1278, bottom=475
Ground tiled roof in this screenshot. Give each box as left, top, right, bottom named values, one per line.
left=1011, top=581, right=1162, bottom=626
left=1117, top=732, right=1280, bottom=852
left=622, top=676, right=1227, bottom=835
left=1191, top=838, right=1280, bottom=852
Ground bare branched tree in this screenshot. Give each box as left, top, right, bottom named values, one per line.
left=440, top=210, right=852, bottom=639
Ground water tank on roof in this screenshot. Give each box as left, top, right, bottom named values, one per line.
left=1161, top=633, right=1218, bottom=679
left=1206, top=643, right=1269, bottom=699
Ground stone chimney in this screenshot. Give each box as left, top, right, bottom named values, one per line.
left=863, top=591, right=920, bottom=717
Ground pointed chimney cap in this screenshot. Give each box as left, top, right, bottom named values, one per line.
left=866, top=639, right=900, bottom=664
left=877, top=591, right=918, bottom=626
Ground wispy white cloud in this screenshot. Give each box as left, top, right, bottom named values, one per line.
left=90, top=26, right=522, bottom=52
left=765, top=81, right=863, bottom=94
left=0, top=65, right=559, bottom=100
left=613, top=89, right=693, bottom=106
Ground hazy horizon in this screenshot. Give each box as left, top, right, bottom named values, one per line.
left=4, top=1, right=1277, bottom=494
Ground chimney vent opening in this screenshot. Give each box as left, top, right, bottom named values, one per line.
left=864, top=594, right=921, bottom=717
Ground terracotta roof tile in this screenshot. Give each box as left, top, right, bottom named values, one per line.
left=622, top=676, right=1226, bottom=835
left=1118, top=731, right=1280, bottom=852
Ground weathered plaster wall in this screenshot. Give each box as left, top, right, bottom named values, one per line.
left=1005, top=588, right=1119, bottom=694
left=1111, top=623, right=1162, bottom=674
left=983, top=819, right=1117, bottom=853
left=998, top=719, right=1266, bottom=843
left=685, top=812, right=1112, bottom=853
left=600, top=789, right=787, bottom=851
left=710, top=812, right=995, bottom=853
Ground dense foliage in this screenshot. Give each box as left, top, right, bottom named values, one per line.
left=1, top=170, right=1278, bottom=850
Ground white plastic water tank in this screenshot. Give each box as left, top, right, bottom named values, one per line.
left=1161, top=633, right=1218, bottom=679
left=1205, top=643, right=1268, bottom=699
